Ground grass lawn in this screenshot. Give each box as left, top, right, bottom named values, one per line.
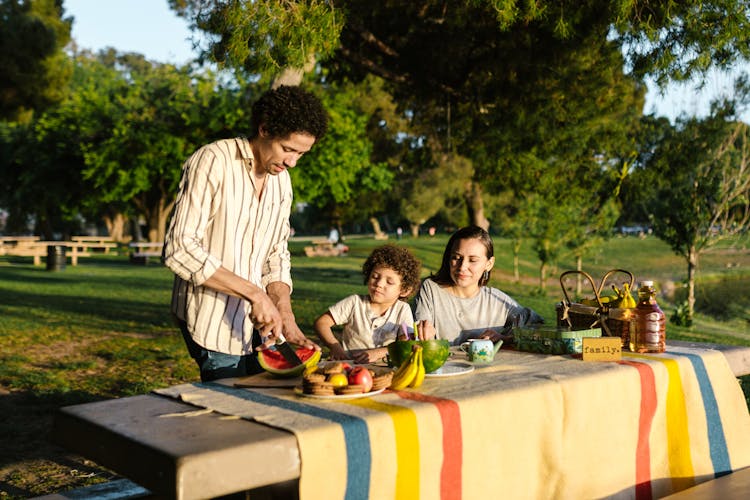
left=0, top=233, right=749, bottom=497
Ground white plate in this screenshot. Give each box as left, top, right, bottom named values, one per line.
left=425, top=361, right=475, bottom=378
left=294, top=386, right=386, bottom=400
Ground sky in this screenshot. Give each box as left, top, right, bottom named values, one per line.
left=64, top=0, right=747, bottom=123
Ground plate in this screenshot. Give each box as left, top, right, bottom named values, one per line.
left=425, top=361, right=475, bottom=378
left=294, top=386, right=386, bottom=400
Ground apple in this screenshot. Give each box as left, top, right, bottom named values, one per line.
left=347, top=366, right=373, bottom=392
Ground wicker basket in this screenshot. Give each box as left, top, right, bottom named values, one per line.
left=556, top=269, right=635, bottom=347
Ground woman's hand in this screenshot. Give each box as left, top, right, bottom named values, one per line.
left=480, top=329, right=512, bottom=345
left=416, top=319, right=436, bottom=340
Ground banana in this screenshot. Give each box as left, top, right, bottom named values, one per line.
left=610, top=284, right=623, bottom=308
left=621, top=282, right=636, bottom=308
left=390, top=346, right=421, bottom=390
left=409, top=347, right=425, bottom=388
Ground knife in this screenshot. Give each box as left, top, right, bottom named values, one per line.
left=275, top=333, right=303, bottom=366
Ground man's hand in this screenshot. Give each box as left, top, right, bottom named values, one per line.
left=263, top=281, right=320, bottom=351
left=249, top=292, right=284, bottom=342
left=279, top=310, right=319, bottom=350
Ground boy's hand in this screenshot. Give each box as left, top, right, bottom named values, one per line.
left=352, top=348, right=386, bottom=364
left=328, top=343, right=349, bottom=360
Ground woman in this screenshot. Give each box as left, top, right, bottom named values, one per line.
left=414, top=226, right=543, bottom=345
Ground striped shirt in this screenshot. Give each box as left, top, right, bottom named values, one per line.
left=164, top=137, right=293, bottom=355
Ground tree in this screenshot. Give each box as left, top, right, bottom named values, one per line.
left=169, top=2, right=750, bottom=252
left=169, top=0, right=342, bottom=87
left=0, top=50, right=249, bottom=241
left=401, top=151, right=473, bottom=236
left=0, top=0, right=72, bottom=121
left=289, top=78, right=393, bottom=235
left=634, top=108, right=750, bottom=322
left=74, top=52, right=248, bottom=242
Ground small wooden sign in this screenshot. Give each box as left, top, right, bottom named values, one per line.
left=582, top=337, right=622, bottom=361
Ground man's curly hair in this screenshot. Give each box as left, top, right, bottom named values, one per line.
left=249, top=85, right=328, bottom=141
left=362, top=244, right=422, bottom=301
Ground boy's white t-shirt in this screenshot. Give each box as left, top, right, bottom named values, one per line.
left=328, top=294, right=414, bottom=351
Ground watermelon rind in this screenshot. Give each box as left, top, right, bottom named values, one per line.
left=387, top=339, right=450, bottom=373
left=258, top=346, right=321, bottom=378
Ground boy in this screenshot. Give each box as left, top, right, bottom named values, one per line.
left=314, top=244, right=421, bottom=364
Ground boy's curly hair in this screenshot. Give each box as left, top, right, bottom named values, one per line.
left=249, top=85, right=328, bottom=141
left=362, top=244, right=422, bottom=301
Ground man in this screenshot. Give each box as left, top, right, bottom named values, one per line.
left=164, top=85, right=328, bottom=381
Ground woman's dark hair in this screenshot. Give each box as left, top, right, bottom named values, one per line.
left=249, top=85, right=328, bottom=141
left=431, top=226, right=494, bottom=287
left=362, top=244, right=422, bottom=301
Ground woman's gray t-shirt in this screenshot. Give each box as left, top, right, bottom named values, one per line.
left=413, top=278, right=543, bottom=344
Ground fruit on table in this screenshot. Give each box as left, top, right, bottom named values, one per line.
left=390, top=345, right=424, bottom=390
left=258, top=346, right=321, bottom=378
left=328, top=372, right=349, bottom=388
left=387, top=339, right=450, bottom=373
left=348, top=366, right=373, bottom=392
left=408, top=347, right=425, bottom=388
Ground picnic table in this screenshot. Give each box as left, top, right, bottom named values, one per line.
left=71, top=235, right=119, bottom=254
left=0, top=238, right=89, bottom=266
left=128, top=241, right=163, bottom=264
left=53, top=340, right=750, bottom=499
left=304, top=238, right=344, bottom=257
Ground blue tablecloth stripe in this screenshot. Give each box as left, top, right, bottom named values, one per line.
left=677, top=353, right=732, bottom=477
left=205, top=383, right=371, bottom=500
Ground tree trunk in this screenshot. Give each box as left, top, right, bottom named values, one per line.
left=539, top=261, right=548, bottom=291
left=512, top=238, right=521, bottom=283
left=687, top=245, right=698, bottom=321
left=410, top=223, right=420, bottom=238
left=465, top=182, right=489, bottom=230
left=271, top=55, right=316, bottom=88
left=369, top=216, right=388, bottom=239
left=576, top=255, right=583, bottom=296
left=103, top=212, right=128, bottom=242
left=136, top=195, right=174, bottom=243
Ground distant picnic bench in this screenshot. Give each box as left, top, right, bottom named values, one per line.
left=0, top=237, right=90, bottom=266
left=71, top=235, right=119, bottom=254
left=128, top=242, right=163, bottom=265
left=304, top=238, right=346, bottom=257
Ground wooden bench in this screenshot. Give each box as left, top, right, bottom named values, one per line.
left=661, top=466, right=750, bottom=498
left=304, top=238, right=344, bottom=257
left=0, top=235, right=40, bottom=256
left=71, top=236, right=119, bottom=254
left=0, top=240, right=89, bottom=266
left=128, top=242, right=163, bottom=265
left=32, top=478, right=152, bottom=500
left=0, top=235, right=40, bottom=244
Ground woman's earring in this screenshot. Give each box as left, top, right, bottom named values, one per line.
left=482, top=270, right=489, bottom=283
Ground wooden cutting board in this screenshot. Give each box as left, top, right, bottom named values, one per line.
left=233, top=372, right=301, bottom=388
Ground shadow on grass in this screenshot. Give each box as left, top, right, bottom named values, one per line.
left=0, top=388, right=117, bottom=496
left=0, top=261, right=173, bottom=332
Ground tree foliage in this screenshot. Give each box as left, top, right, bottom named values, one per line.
left=290, top=78, right=393, bottom=229
left=632, top=107, right=750, bottom=320
left=0, top=0, right=72, bottom=121
left=0, top=50, right=250, bottom=240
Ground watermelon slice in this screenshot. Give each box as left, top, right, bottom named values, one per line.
left=258, top=346, right=321, bottom=377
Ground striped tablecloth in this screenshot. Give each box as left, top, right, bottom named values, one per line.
left=155, top=345, right=750, bottom=500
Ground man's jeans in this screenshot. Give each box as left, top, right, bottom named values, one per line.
left=178, top=320, right=263, bottom=382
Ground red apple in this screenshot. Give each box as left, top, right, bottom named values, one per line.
left=347, top=366, right=373, bottom=392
